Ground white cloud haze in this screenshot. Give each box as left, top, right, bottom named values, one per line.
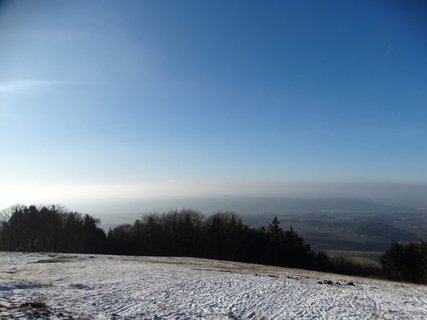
left=1, top=181, right=426, bottom=214
left=0, top=79, right=68, bottom=93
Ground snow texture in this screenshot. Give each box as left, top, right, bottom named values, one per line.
left=0, top=252, right=426, bottom=319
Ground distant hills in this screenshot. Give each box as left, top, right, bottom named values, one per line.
left=94, top=197, right=427, bottom=252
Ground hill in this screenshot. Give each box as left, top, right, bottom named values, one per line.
left=0, top=252, right=426, bottom=319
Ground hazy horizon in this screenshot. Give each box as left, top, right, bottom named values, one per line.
left=2, top=182, right=426, bottom=220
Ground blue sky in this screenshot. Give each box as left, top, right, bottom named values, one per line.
left=0, top=1, right=426, bottom=209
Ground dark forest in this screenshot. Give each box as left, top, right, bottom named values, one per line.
left=1, top=205, right=425, bottom=283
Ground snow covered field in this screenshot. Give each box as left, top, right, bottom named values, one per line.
left=0, top=252, right=426, bottom=319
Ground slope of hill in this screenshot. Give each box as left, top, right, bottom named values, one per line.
left=0, top=252, right=426, bottom=319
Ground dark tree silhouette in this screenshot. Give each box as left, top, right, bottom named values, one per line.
left=381, top=241, right=427, bottom=283
left=0, top=205, right=107, bottom=254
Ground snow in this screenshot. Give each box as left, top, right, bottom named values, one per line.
left=0, top=252, right=426, bottom=319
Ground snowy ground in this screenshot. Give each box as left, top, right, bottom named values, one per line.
left=0, top=252, right=426, bottom=319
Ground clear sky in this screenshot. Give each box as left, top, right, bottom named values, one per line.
left=0, top=1, right=426, bottom=210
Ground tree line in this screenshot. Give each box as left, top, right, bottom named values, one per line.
left=108, top=213, right=327, bottom=270
left=0, top=205, right=106, bottom=253
left=0, top=205, right=425, bottom=283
